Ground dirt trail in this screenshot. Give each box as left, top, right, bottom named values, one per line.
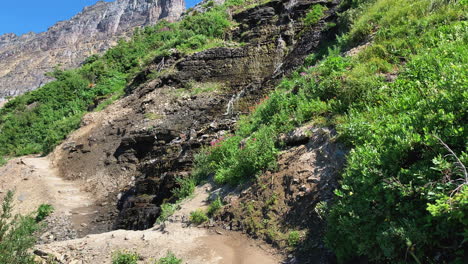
left=1, top=157, right=282, bottom=263
left=0, top=156, right=97, bottom=230
left=23, top=157, right=93, bottom=211
left=34, top=184, right=282, bottom=263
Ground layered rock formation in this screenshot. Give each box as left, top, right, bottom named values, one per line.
left=0, top=0, right=185, bottom=100
left=51, top=0, right=341, bottom=231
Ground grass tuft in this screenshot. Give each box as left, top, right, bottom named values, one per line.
left=189, top=209, right=209, bottom=225
left=155, top=252, right=182, bottom=264
left=112, top=251, right=139, bottom=264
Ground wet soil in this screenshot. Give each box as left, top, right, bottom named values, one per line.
left=32, top=183, right=283, bottom=263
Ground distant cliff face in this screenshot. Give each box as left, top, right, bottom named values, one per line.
left=0, top=0, right=185, bottom=100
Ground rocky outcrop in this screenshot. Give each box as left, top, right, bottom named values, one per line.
left=51, top=0, right=341, bottom=231
left=0, top=0, right=185, bottom=100
left=216, top=126, right=346, bottom=263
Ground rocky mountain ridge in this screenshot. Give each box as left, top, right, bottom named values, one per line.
left=0, top=0, right=185, bottom=100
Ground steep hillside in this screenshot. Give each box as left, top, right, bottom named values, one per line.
left=0, top=0, right=466, bottom=263
left=0, top=0, right=184, bottom=100
left=195, top=0, right=467, bottom=263
left=50, top=0, right=341, bottom=232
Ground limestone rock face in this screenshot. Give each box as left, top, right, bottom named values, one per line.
left=0, top=0, right=185, bottom=100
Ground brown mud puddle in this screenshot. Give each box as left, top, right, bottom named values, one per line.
left=195, top=232, right=280, bottom=264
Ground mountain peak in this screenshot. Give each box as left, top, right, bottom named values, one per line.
left=0, top=0, right=185, bottom=100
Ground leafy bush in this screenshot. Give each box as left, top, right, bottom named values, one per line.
left=155, top=252, right=182, bottom=264
left=287, top=231, right=301, bottom=247
left=189, top=209, right=209, bottom=225
left=0, top=157, right=6, bottom=167
left=112, top=251, right=139, bottom=264
left=323, top=1, right=467, bottom=262
left=180, top=9, right=230, bottom=38
left=35, top=204, right=54, bottom=222
left=303, top=4, right=328, bottom=26
left=327, top=37, right=468, bottom=262
left=156, top=202, right=180, bottom=224
left=172, top=177, right=196, bottom=200
left=154, top=176, right=199, bottom=225
left=207, top=197, right=223, bottom=217
left=0, top=191, right=43, bottom=264
left=194, top=125, right=278, bottom=185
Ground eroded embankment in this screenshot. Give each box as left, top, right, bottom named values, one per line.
left=51, top=0, right=341, bottom=232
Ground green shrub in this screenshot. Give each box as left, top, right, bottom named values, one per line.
left=156, top=177, right=198, bottom=225
left=35, top=204, right=54, bottom=222
left=0, top=157, right=6, bottom=167
left=194, top=125, right=278, bottom=185
left=322, top=1, right=467, bottom=262
left=303, top=4, right=328, bottom=26
left=0, top=191, right=43, bottom=264
left=287, top=231, right=301, bottom=247
left=207, top=197, right=223, bottom=217
left=180, top=9, right=230, bottom=38
left=156, top=202, right=180, bottom=224
left=189, top=209, right=209, bottom=225
left=327, top=38, right=468, bottom=262
left=155, top=252, right=182, bottom=264
left=112, top=251, right=139, bottom=264
left=172, top=177, right=196, bottom=200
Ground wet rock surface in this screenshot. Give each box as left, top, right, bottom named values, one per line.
left=51, top=0, right=341, bottom=233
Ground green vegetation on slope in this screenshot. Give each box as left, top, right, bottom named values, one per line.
left=303, top=4, right=328, bottom=27
left=194, top=0, right=467, bottom=262
left=111, top=250, right=182, bottom=264
left=112, top=251, right=139, bottom=264
left=0, top=191, right=53, bottom=264
left=0, top=1, right=242, bottom=158
left=0, top=0, right=466, bottom=262
left=189, top=209, right=209, bottom=225
left=155, top=252, right=182, bottom=264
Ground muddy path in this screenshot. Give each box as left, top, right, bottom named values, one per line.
left=0, top=158, right=283, bottom=263
left=35, top=226, right=281, bottom=263
left=34, top=184, right=282, bottom=263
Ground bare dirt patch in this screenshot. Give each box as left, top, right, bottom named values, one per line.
left=0, top=156, right=103, bottom=240
left=34, top=184, right=283, bottom=264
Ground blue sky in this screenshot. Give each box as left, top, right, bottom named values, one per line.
left=0, top=0, right=200, bottom=36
